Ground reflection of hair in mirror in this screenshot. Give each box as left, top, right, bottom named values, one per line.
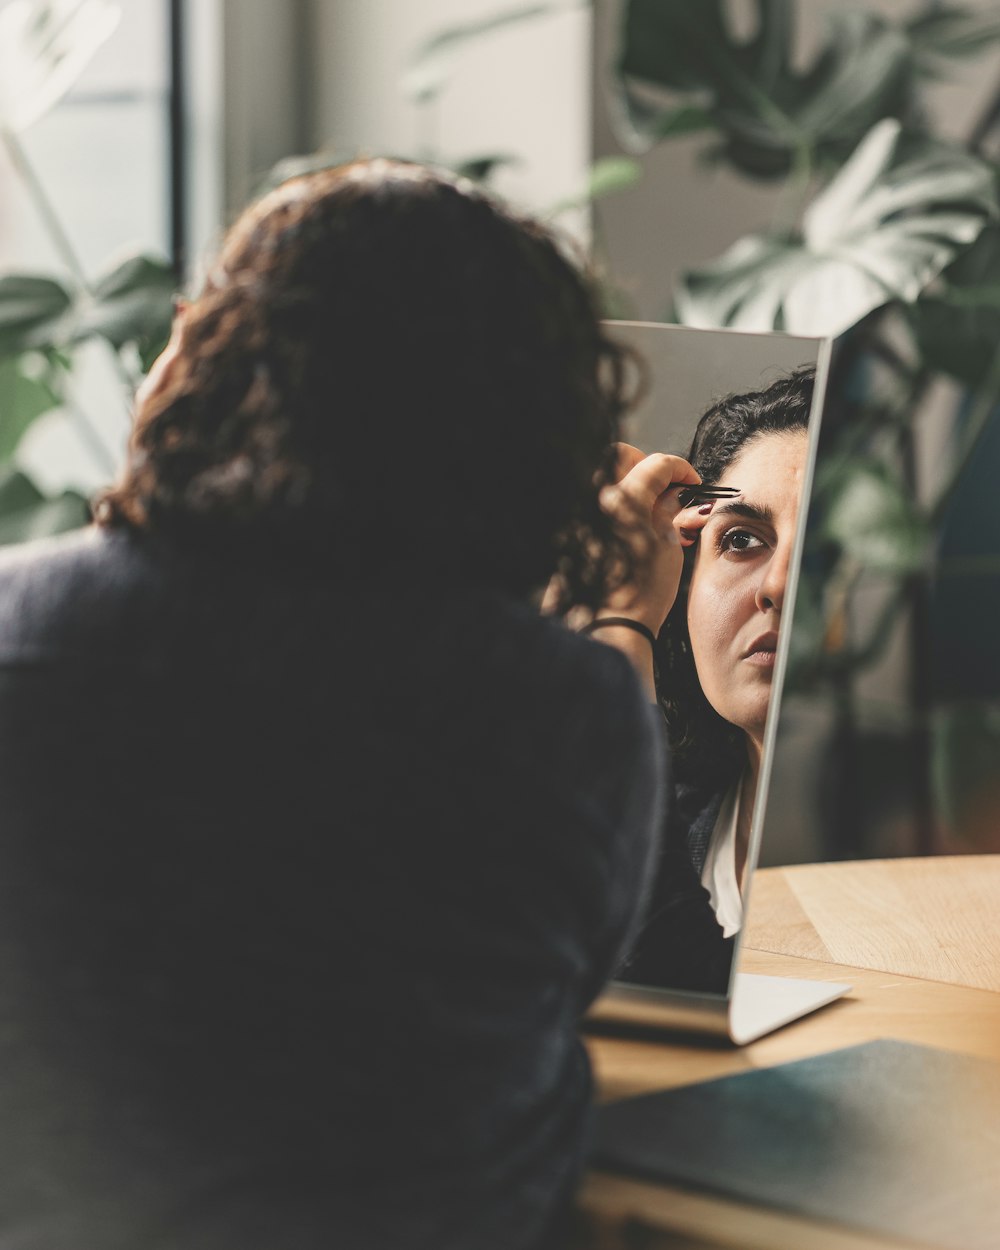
left=98, top=160, right=640, bottom=614
left=655, top=366, right=815, bottom=791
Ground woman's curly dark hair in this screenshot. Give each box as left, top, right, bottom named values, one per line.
left=654, top=366, right=815, bottom=787
left=97, top=159, right=639, bottom=611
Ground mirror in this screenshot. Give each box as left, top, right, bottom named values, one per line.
left=603, top=321, right=827, bottom=997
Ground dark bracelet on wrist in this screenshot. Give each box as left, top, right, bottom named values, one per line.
left=581, top=616, right=658, bottom=648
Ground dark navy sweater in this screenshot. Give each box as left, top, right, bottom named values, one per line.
left=0, top=526, right=662, bottom=1249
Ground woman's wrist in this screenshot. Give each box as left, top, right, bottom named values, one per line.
left=581, top=616, right=658, bottom=700
left=581, top=616, right=658, bottom=646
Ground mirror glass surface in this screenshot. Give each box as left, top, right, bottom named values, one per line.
left=604, top=321, right=828, bottom=998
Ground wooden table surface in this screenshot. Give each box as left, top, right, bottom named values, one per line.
left=578, top=856, right=1000, bottom=1250
left=745, top=855, right=1000, bottom=992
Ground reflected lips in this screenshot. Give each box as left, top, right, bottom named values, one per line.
left=743, top=632, right=778, bottom=667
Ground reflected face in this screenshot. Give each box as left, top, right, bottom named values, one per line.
left=686, top=429, right=808, bottom=755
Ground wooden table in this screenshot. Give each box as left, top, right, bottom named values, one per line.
left=578, top=857, right=1000, bottom=1250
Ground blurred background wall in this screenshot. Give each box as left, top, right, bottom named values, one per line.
left=301, top=0, right=591, bottom=225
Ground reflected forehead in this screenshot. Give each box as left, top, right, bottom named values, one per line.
left=723, top=428, right=807, bottom=479
left=712, top=429, right=807, bottom=521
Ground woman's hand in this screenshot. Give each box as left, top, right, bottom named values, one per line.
left=597, top=445, right=701, bottom=634
left=584, top=445, right=721, bottom=700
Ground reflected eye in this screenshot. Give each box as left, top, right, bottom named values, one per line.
left=719, top=528, right=766, bottom=555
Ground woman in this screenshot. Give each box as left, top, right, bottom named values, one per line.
left=590, top=369, right=814, bottom=992
left=0, top=161, right=663, bottom=1249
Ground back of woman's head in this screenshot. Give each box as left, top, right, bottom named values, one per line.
left=99, top=159, right=633, bottom=608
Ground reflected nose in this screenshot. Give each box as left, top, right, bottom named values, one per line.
left=755, top=544, right=790, bottom=614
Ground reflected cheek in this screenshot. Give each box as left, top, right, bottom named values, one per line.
left=687, top=573, right=744, bottom=690
left=688, top=558, right=768, bottom=715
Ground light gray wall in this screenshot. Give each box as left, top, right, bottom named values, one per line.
left=220, top=0, right=313, bottom=218
left=301, top=0, right=592, bottom=226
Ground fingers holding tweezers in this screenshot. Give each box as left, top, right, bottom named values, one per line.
left=674, top=484, right=741, bottom=508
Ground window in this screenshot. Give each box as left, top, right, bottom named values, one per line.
left=0, top=0, right=221, bottom=495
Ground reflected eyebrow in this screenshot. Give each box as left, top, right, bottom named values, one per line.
left=709, top=500, right=776, bottom=526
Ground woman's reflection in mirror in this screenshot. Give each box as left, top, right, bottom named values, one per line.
left=592, top=368, right=814, bottom=992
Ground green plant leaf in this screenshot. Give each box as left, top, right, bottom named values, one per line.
left=0, top=491, right=90, bottom=545
left=820, top=460, right=930, bottom=574
left=586, top=155, right=643, bottom=200
left=0, top=0, right=121, bottom=132
left=0, top=465, right=43, bottom=512
left=614, top=0, right=914, bottom=177
left=911, top=226, right=1000, bottom=385
left=0, top=273, right=73, bottom=355
left=402, top=0, right=585, bottom=103
left=0, top=356, right=60, bottom=460
left=906, top=7, right=1000, bottom=73
left=618, top=0, right=736, bottom=95
left=74, top=252, right=175, bottom=358
left=452, top=153, right=521, bottom=183
left=634, top=103, right=716, bottom=143
left=0, top=466, right=88, bottom=544
left=787, top=12, right=913, bottom=152
left=676, top=120, right=998, bottom=336
left=914, top=297, right=1000, bottom=387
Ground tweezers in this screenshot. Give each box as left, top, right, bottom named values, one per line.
left=674, top=484, right=741, bottom=507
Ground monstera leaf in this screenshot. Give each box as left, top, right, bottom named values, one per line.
left=0, top=0, right=120, bottom=132
left=0, top=274, right=73, bottom=355
left=905, top=6, right=1000, bottom=76
left=675, top=120, right=997, bottom=337
left=0, top=255, right=174, bottom=369
left=912, top=227, right=1000, bottom=387
left=0, top=356, right=61, bottom=460
left=0, top=467, right=89, bottom=546
left=819, top=459, right=930, bottom=574
left=615, top=0, right=914, bottom=176
left=73, top=253, right=175, bottom=369
left=0, top=253, right=173, bottom=475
